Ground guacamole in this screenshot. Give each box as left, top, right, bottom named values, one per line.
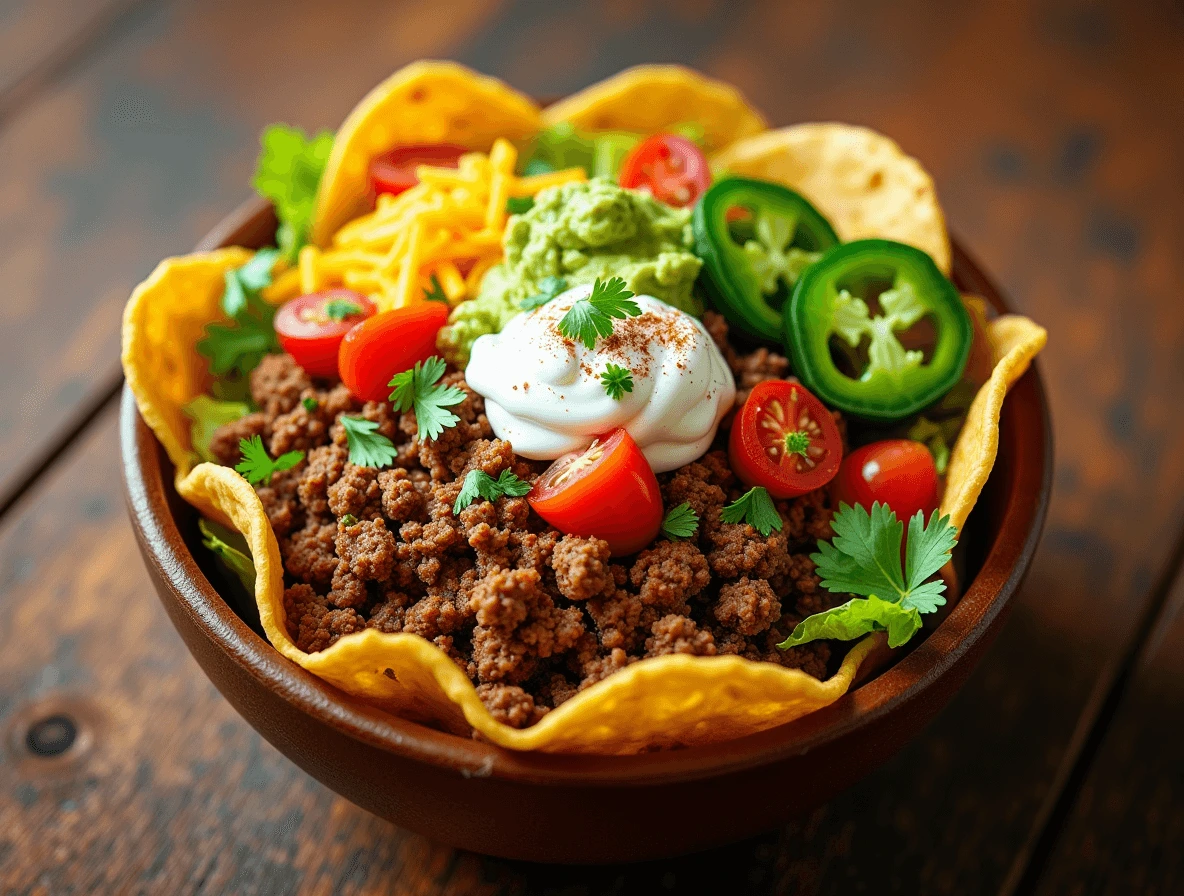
left=438, top=179, right=703, bottom=364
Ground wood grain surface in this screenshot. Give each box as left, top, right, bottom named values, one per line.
left=1, top=0, right=1182, bottom=893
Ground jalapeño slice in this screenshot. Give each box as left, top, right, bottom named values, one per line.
left=693, top=177, right=839, bottom=343
left=784, top=239, right=972, bottom=422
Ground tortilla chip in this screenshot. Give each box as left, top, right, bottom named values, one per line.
left=711, top=123, right=952, bottom=273
left=311, top=61, right=541, bottom=247
left=541, top=64, right=767, bottom=153
left=123, top=246, right=1042, bottom=752
left=941, top=315, right=1048, bottom=531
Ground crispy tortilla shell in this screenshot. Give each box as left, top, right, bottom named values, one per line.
left=541, top=64, right=767, bottom=153
left=123, top=248, right=1043, bottom=752
left=311, top=61, right=541, bottom=247
left=711, top=123, right=952, bottom=273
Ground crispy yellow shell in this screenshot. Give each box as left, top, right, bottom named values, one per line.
left=310, top=61, right=541, bottom=247
left=122, top=248, right=1043, bottom=753
left=711, top=124, right=952, bottom=274
left=541, top=64, right=768, bottom=153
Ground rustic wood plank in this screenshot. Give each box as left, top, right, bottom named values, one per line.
left=1029, top=564, right=1184, bottom=895
left=0, top=0, right=503, bottom=514
left=2, top=0, right=1183, bottom=892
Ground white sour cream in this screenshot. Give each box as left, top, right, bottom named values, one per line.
left=465, top=286, right=736, bottom=473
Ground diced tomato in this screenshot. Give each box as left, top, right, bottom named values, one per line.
left=274, top=290, right=376, bottom=379
left=337, top=302, right=450, bottom=402
left=833, top=439, right=939, bottom=522
left=368, top=144, right=468, bottom=197
left=528, top=428, right=663, bottom=556
left=729, top=380, right=843, bottom=499
left=618, top=134, right=711, bottom=208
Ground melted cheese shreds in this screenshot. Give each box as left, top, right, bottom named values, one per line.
left=260, top=139, right=584, bottom=310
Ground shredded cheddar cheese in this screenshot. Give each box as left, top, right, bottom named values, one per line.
left=264, top=139, right=585, bottom=311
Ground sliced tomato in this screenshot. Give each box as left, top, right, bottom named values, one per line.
left=833, top=439, right=939, bottom=522
left=618, top=134, right=711, bottom=208
left=337, top=302, right=450, bottom=402
left=528, top=428, right=663, bottom=556
left=274, top=290, right=376, bottom=379
left=368, top=143, right=468, bottom=197
left=729, top=380, right=843, bottom=499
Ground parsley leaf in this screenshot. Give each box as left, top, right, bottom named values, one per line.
left=600, top=363, right=634, bottom=401
left=520, top=276, right=568, bottom=311
left=199, top=518, right=256, bottom=593
left=388, top=356, right=466, bottom=442
left=778, top=503, right=958, bottom=649
left=661, top=502, right=699, bottom=540
left=324, top=298, right=363, bottom=321
left=720, top=487, right=782, bottom=536
left=183, top=395, right=250, bottom=464
left=557, top=277, right=642, bottom=349
left=423, top=274, right=449, bottom=304
left=340, top=416, right=398, bottom=469
left=453, top=469, right=532, bottom=514
left=252, top=125, right=334, bottom=262
left=235, top=435, right=304, bottom=486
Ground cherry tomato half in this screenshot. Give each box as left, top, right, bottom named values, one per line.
left=528, top=428, right=663, bottom=556
left=274, top=290, right=376, bottom=379
left=337, top=302, right=450, bottom=402
left=833, top=439, right=939, bottom=522
left=368, top=143, right=468, bottom=197
left=618, top=134, right=711, bottom=208
left=729, top=380, right=844, bottom=499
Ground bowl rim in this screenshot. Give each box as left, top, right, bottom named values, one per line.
left=121, top=196, right=1052, bottom=785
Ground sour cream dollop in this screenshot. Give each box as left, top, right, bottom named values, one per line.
left=465, top=286, right=736, bottom=473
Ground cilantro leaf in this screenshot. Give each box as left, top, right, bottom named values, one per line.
left=235, top=435, right=304, bottom=486
left=252, top=124, right=334, bottom=262
left=423, top=274, right=449, bottom=304
left=199, top=518, right=256, bottom=593
left=557, top=277, right=641, bottom=349
left=779, top=595, right=923, bottom=649
left=198, top=318, right=277, bottom=377
left=661, top=502, right=699, bottom=540
left=778, top=503, right=958, bottom=649
left=340, top=416, right=398, bottom=469
left=720, top=487, right=782, bottom=536
left=600, top=363, right=634, bottom=401
left=520, top=276, right=567, bottom=311
left=324, top=298, right=363, bottom=321
left=452, top=469, right=532, bottom=514
left=235, top=247, right=281, bottom=293
left=183, top=395, right=250, bottom=464
left=388, top=356, right=466, bottom=442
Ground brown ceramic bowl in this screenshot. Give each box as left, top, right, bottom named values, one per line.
left=121, top=197, right=1051, bottom=863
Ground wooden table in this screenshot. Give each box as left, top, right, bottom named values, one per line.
left=2, top=0, right=1181, bottom=892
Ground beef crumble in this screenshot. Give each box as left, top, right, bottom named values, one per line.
left=213, top=313, right=848, bottom=730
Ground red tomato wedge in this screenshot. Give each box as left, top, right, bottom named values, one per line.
left=618, top=134, right=711, bottom=208
left=337, top=302, right=450, bottom=402
left=274, top=290, right=376, bottom=379
left=833, top=439, right=939, bottom=523
left=528, top=428, right=663, bottom=556
left=368, top=144, right=468, bottom=197
left=729, top=380, right=843, bottom=499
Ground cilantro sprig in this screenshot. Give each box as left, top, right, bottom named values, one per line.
left=520, top=276, right=568, bottom=311
left=661, top=502, right=699, bottom=540
left=557, top=277, right=642, bottom=349
left=720, top=487, right=782, bottom=536
left=235, top=436, right=304, bottom=486
left=388, top=356, right=466, bottom=442
left=198, top=248, right=282, bottom=378
left=324, top=298, right=363, bottom=321
left=600, top=363, right=634, bottom=401
left=779, top=503, right=958, bottom=650
left=453, top=469, right=532, bottom=514
left=252, top=124, right=334, bottom=262
left=340, top=416, right=398, bottom=469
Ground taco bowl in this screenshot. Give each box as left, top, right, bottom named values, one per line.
left=122, top=194, right=1049, bottom=862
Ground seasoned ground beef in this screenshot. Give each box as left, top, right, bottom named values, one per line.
left=218, top=326, right=849, bottom=731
